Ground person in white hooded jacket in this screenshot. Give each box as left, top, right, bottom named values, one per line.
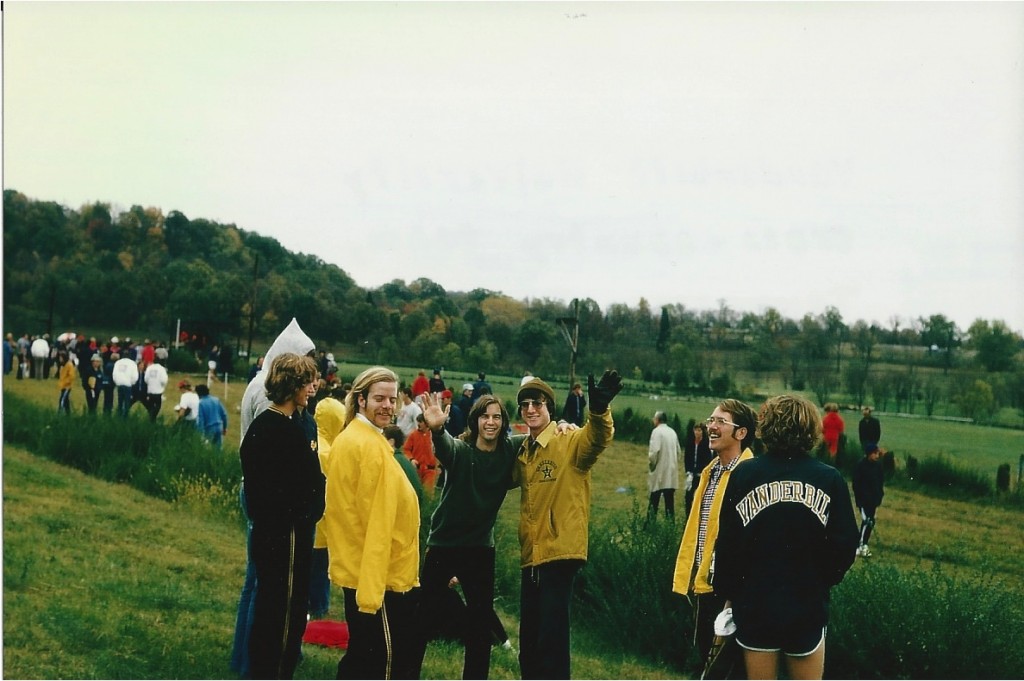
left=230, top=318, right=316, bottom=678
left=143, top=360, right=169, bottom=422
left=111, top=353, right=139, bottom=418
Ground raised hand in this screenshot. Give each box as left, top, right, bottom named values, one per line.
left=420, top=391, right=449, bottom=431
left=587, top=370, right=623, bottom=414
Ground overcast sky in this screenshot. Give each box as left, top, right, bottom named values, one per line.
left=4, top=1, right=1023, bottom=334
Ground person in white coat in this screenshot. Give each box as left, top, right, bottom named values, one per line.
left=111, top=353, right=140, bottom=418
left=143, top=360, right=169, bottom=422
left=647, top=410, right=681, bottom=521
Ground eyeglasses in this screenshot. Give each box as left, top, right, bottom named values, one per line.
left=705, top=416, right=741, bottom=428
left=519, top=399, right=548, bottom=411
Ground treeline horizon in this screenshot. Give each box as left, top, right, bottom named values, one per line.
left=4, top=189, right=1022, bottom=424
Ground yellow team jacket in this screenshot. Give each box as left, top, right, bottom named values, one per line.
left=313, top=397, right=347, bottom=550
left=671, top=448, right=754, bottom=595
left=323, top=415, right=420, bottom=614
left=514, top=409, right=614, bottom=568
left=58, top=361, right=77, bottom=390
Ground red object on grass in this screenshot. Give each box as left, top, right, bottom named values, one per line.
left=302, top=619, right=349, bottom=649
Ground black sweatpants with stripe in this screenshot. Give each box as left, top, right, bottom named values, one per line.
left=337, top=587, right=418, bottom=679
left=248, top=520, right=314, bottom=679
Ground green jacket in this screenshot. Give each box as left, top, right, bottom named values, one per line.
left=427, top=430, right=523, bottom=547
left=514, top=409, right=614, bottom=568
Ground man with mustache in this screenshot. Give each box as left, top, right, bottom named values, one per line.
left=671, top=398, right=758, bottom=679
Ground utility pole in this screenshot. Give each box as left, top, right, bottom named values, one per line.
left=557, top=298, right=580, bottom=388
left=246, top=254, right=259, bottom=361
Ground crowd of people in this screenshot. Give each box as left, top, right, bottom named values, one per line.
left=226, top=319, right=628, bottom=680
left=8, top=322, right=886, bottom=681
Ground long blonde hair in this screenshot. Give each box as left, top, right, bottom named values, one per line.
left=344, top=366, right=399, bottom=427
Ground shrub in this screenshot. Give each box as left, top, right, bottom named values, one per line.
left=913, top=454, right=993, bottom=498
left=574, top=503, right=694, bottom=671
left=166, top=347, right=202, bottom=373
left=4, top=393, right=241, bottom=511
left=828, top=561, right=1024, bottom=678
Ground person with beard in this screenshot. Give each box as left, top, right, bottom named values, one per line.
left=324, top=366, right=421, bottom=680
left=671, top=399, right=758, bottom=679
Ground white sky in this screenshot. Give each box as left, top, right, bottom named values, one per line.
left=4, top=1, right=1023, bottom=334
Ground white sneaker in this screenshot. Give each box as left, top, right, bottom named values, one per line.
left=857, top=545, right=871, bottom=557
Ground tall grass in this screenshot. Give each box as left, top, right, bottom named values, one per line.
left=828, top=560, right=1024, bottom=678
left=3, top=392, right=241, bottom=516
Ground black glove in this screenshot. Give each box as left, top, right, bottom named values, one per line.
left=587, top=370, right=622, bottom=414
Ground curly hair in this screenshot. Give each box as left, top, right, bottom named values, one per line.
left=264, top=353, right=319, bottom=405
left=460, top=394, right=509, bottom=443
left=757, top=394, right=823, bottom=456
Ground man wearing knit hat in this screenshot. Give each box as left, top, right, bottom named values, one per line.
left=514, top=370, right=623, bottom=679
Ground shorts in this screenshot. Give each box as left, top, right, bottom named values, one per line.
left=737, top=625, right=826, bottom=657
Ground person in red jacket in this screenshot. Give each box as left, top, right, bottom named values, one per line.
left=821, top=403, right=844, bottom=462
left=411, top=370, right=430, bottom=399
left=404, top=413, right=439, bottom=494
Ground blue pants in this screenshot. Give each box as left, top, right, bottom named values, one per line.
left=230, top=486, right=257, bottom=678
left=309, top=547, right=331, bottom=618
left=116, top=386, right=133, bottom=417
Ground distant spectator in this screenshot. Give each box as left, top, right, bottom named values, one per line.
left=83, top=353, right=105, bottom=415
left=384, top=425, right=424, bottom=505
left=404, top=413, right=439, bottom=494
left=57, top=350, right=76, bottom=414
left=858, top=407, right=881, bottom=454
left=111, top=353, right=139, bottom=418
left=174, top=380, right=200, bottom=425
left=412, top=370, right=431, bottom=399
left=561, top=382, right=587, bottom=427
left=31, top=334, right=49, bottom=380
left=471, top=372, right=492, bottom=402
left=647, top=410, right=681, bottom=521
left=821, top=403, right=845, bottom=461
left=248, top=355, right=264, bottom=383
left=853, top=445, right=885, bottom=558
left=143, top=360, right=169, bottom=422
left=397, top=387, right=422, bottom=437
left=429, top=368, right=446, bottom=394
left=196, top=384, right=229, bottom=448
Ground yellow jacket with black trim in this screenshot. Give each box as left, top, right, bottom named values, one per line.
left=514, top=409, right=614, bottom=568
left=671, top=448, right=754, bottom=596
left=323, top=415, right=420, bottom=614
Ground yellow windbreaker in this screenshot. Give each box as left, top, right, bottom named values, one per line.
left=323, top=415, right=420, bottom=614
left=671, top=448, right=754, bottom=595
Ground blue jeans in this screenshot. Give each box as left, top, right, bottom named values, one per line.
left=203, top=426, right=224, bottom=449
left=308, top=546, right=331, bottom=618
left=230, top=484, right=257, bottom=677
left=116, top=385, right=133, bottom=417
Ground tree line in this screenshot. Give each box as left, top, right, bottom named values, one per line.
left=4, top=189, right=1022, bottom=424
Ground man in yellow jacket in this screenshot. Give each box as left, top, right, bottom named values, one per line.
left=323, top=366, right=420, bottom=679
left=514, top=371, right=622, bottom=680
left=671, top=398, right=758, bottom=679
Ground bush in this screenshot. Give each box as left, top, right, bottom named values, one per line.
left=828, top=561, right=1024, bottom=678
left=4, top=393, right=241, bottom=511
left=911, top=453, right=994, bottom=498
left=574, top=503, right=694, bottom=671
left=166, top=347, right=202, bottom=373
